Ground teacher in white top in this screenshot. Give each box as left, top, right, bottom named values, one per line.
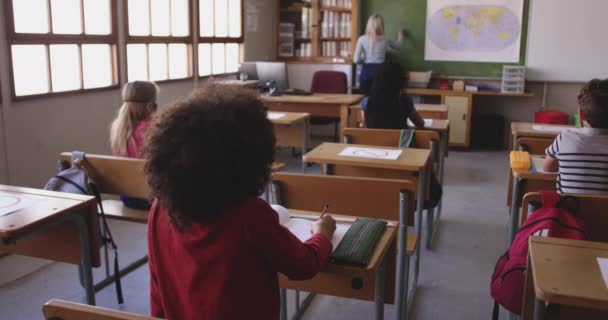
left=354, top=14, right=406, bottom=95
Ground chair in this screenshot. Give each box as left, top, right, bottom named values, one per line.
left=43, top=299, right=161, bottom=320
left=520, top=193, right=608, bottom=320
left=270, top=173, right=418, bottom=319
left=310, top=71, right=348, bottom=142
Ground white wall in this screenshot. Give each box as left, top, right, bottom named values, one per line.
left=0, top=0, right=274, bottom=187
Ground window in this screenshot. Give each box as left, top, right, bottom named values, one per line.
left=126, top=0, right=192, bottom=82
left=198, top=0, right=243, bottom=76
left=7, top=0, right=117, bottom=97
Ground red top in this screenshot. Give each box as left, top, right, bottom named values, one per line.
left=126, top=119, right=151, bottom=158
left=147, top=197, right=332, bottom=320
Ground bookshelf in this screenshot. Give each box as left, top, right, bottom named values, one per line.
left=276, top=0, right=359, bottom=64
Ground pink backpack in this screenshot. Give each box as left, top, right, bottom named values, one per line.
left=490, top=191, right=589, bottom=318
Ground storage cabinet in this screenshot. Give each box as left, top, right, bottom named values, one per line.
left=276, top=0, right=359, bottom=64
left=444, top=95, right=470, bottom=146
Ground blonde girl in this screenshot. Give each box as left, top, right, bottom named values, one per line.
left=354, top=14, right=406, bottom=94
left=110, top=81, right=159, bottom=158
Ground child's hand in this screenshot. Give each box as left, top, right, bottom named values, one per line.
left=312, top=214, right=337, bottom=241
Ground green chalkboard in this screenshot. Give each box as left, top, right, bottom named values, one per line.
left=360, top=0, right=529, bottom=78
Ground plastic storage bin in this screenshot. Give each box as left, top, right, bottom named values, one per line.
left=510, top=151, right=531, bottom=170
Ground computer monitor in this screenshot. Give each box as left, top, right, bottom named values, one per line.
left=256, top=62, right=289, bottom=91
left=237, top=62, right=258, bottom=80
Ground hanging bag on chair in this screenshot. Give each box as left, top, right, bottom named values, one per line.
left=490, top=191, right=589, bottom=319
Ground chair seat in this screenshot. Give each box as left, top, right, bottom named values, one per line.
left=101, top=199, right=149, bottom=224
left=271, top=162, right=287, bottom=172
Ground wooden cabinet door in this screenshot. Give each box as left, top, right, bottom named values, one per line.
left=445, top=95, right=470, bottom=146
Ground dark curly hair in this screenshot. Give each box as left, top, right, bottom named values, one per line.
left=143, top=83, right=276, bottom=229
left=578, top=79, right=608, bottom=128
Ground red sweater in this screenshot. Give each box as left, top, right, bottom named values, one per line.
left=147, top=197, right=332, bottom=320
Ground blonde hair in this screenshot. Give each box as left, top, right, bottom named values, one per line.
left=365, top=14, right=385, bottom=43
left=110, top=81, right=159, bottom=156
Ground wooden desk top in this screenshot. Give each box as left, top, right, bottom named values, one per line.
left=0, top=185, right=96, bottom=238
left=511, top=122, right=574, bottom=138
left=424, top=119, right=450, bottom=132
left=415, top=104, right=448, bottom=112
left=406, top=87, right=534, bottom=98
left=261, top=93, right=364, bottom=105
left=304, top=142, right=430, bottom=172
left=268, top=111, right=309, bottom=125
left=530, top=236, right=608, bottom=311
left=290, top=209, right=398, bottom=274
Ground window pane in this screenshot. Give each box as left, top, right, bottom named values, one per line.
left=198, top=43, right=211, bottom=76
left=199, top=0, right=213, bottom=37
left=171, top=0, right=189, bottom=36
left=128, top=0, right=150, bottom=36
left=225, top=43, right=239, bottom=73
left=82, top=44, right=113, bottom=89
left=149, top=43, right=168, bottom=81
left=50, top=45, right=81, bottom=92
left=211, top=43, right=225, bottom=74
left=84, top=0, right=111, bottom=35
left=228, top=0, right=241, bottom=37
left=127, top=44, right=148, bottom=81
left=13, top=0, right=49, bottom=34
left=51, top=0, right=82, bottom=34
left=214, top=0, right=228, bottom=37
left=168, top=44, right=188, bottom=79
left=11, top=45, right=49, bottom=96
left=151, top=0, right=170, bottom=36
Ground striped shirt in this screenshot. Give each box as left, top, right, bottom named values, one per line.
left=546, top=127, right=608, bottom=194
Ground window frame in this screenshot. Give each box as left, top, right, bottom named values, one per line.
left=197, top=0, right=244, bottom=77
left=5, top=0, right=120, bottom=100
left=124, top=0, right=194, bottom=83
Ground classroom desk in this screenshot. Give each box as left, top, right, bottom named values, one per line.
left=261, top=93, right=364, bottom=141
left=0, top=185, right=100, bottom=305
left=303, top=142, right=431, bottom=294
left=278, top=210, right=398, bottom=320
left=406, top=88, right=534, bottom=147
left=510, top=122, right=573, bottom=150
left=509, top=167, right=557, bottom=241
left=415, top=104, right=448, bottom=120
left=269, top=112, right=310, bottom=171
left=523, top=237, right=608, bottom=320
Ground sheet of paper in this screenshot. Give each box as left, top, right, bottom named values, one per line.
left=286, top=218, right=349, bottom=252
left=597, top=257, right=608, bottom=288
left=531, top=156, right=558, bottom=175
left=271, top=204, right=291, bottom=225
left=338, top=147, right=402, bottom=160
left=0, top=191, right=39, bottom=217
left=407, top=118, right=434, bottom=127
left=267, top=112, right=286, bottom=120
left=532, top=125, right=569, bottom=133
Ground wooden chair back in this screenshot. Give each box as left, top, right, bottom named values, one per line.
left=516, top=137, right=553, bottom=155
left=522, top=192, right=608, bottom=242
left=59, top=152, right=148, bottom=199
left=43, top=299, right=161, bottom=320
left=271, top=172, right=416, bottom=225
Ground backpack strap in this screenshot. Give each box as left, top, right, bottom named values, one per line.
left=71, top=151, right=85, bottom=165
left=540, top=190, right=560, bottom=208
left=399, top=129, right=416, bottom=148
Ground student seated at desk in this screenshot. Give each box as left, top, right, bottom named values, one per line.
left=110, top=81, right=159, bottom=209
left=543, top=79, right=608, bottom=194
left=364, top=62, right=425, bottom=130
left=144, top=84, right=336, bottom=320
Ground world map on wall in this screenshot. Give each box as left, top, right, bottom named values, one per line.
left=427, top=5, right=521, bottom=52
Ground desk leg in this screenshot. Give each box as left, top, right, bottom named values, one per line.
left=436, top=130, right=447, bottom=224
left=512, top=134, right=518, bottom=151
left=73, top=213, right=95, bottom=305
left=280, top=288, right=287, bottom=320
left=339, top=104, right=349, bottom=141
left=414, top=170, right=425, bottom=286
left=396, top=191, right=410, bottom=320
left=301, top=118, right=309, bottom=173
left=509, top=177, right=521, bottom=242
left=375, top=254, right=387, bottom=320
left=533, top=298, right=545, bottom=320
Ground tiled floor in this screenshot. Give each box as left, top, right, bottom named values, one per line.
left=0, top=144, right=512, bottom=320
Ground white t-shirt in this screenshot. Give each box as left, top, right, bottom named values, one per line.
left=546, top=127, right=608, bottom=194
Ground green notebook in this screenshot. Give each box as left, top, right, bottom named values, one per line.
left=330, top=218, right=387, bottom=267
